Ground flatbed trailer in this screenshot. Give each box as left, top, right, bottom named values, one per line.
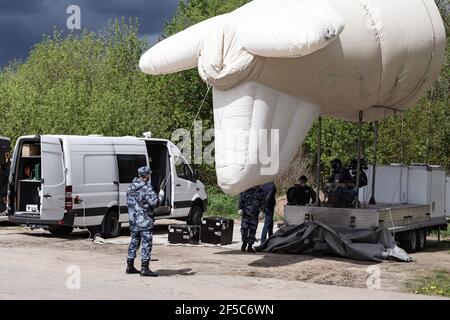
left=284, top=204, right=448, bottom=253
left=289, top=113, right=449, bottom=254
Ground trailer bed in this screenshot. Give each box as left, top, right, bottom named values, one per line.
left=284, top=204, right=447, bottom=234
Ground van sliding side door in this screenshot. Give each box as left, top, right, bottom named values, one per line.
left=116, top=154, right=148, bottom=219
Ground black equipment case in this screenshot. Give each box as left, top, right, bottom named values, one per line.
left=168, top=224, right=200, bottom=244
left=200, top=216, right=234, bottom=245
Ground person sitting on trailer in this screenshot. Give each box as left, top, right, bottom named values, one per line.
left=325, top=159, right=356, bottom=207
left=287, top=176, right=316, bottom=206
left=329, top=159, right=352, bottom=183
left=349, top=158, right=368, bottom=187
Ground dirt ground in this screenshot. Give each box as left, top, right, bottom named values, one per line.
left=0, top=220, right=449, bottom=300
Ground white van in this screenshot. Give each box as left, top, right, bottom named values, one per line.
left=7, top=134, right=207, bottom=237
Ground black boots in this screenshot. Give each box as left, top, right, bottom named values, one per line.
left=126, top=259, right=158, bottom=277
left=140, top=260, right=158, bottom=277
left=126, top=259, right=140, bottom=274
left=241, top=242, right=256, bottom=253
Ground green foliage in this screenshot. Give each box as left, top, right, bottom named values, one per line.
left=0, top=18, right=153, bottom=140
left=204, top=186, right=239, bottom=218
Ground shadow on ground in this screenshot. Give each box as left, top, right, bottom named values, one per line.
left=419, top=239, right=450, bottom=253
left=214, top=247, right=381, bottom=267
left=251, top=252, right=379, bottom=267
left=155, top=268, right=196, bottom=276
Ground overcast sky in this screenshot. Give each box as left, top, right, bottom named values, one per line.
left=0, top=0, right=179, bottom=66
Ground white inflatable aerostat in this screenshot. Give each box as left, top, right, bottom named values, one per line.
left=139, top=0, right=446, bottom=195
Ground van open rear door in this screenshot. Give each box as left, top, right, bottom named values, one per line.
left=40, top=136, right=65, bottom=220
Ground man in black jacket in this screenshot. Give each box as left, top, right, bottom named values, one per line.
left=287, top=176, right=316, bottom=206
left=260, top=182, right=276, bottom=242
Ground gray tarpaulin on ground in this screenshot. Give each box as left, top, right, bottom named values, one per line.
left=256, top=221, right=412, bottom=262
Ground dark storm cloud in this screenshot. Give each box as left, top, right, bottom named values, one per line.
left=0, top=0, right=179, bottom=66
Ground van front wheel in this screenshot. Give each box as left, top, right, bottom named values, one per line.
left=48, top=225, right=73, bottom=237
left=187, top=204, right=203, bottom=226
left=102, top=210, right=121, bottom=238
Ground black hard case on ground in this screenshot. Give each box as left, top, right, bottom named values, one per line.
left=200, top=216, right=234, bottom=245
left=168, top=224, right=200, bottom=244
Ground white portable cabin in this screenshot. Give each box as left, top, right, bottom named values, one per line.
left=7, top=135, right=207, bottom=237
left=359, top=164, right=447, bottom=218
left=359, top=164, right=409, bottom=205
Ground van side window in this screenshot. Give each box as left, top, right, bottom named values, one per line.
left=175, top=158, right=193, bottom=182
left=117, top=155, right=147, bottom=183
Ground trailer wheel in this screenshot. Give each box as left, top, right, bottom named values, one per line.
left=102, top=210, right=121, bottom=238
left=187, top=204, right=203, bottom=226
left=417, top=229, right=427, bottom=251
left=48, top=225, right=73, bottom=237
left=400, top=231, right=417, bottom=253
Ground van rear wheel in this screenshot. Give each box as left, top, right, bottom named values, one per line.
left=187, top=204, right=203, bottom=226
left=102, top=210, right=121, bottom=238
left=48, top=225, right=73, bottom=236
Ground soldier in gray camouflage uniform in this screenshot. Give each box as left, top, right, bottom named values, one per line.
left=126, top=166, right=164, bottom=277
left=239, top=186, right=265, bottom=253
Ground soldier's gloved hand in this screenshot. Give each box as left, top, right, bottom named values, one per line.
left=238, top=209, right=243, bottom=216
left=158, top=189, right=165, bottom=199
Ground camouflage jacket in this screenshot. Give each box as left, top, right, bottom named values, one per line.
left=127, top=177, right=161, bottom=228
left=238, top=186, right=265, bottom=215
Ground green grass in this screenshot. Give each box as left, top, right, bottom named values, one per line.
left=405, top=270, right=450, bottom=297
left=204, top=186, right=285, bottom=222
left=204, top=186, right=240, bottom=219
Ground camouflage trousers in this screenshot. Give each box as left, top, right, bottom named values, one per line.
left=241, top=211, right=259, bottom=245
left=127, top=222, right=153, bottom=262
